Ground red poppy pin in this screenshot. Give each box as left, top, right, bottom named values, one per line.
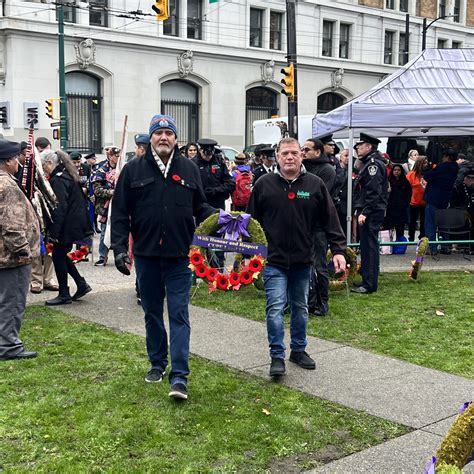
left=288, top=191, right=296, bottom=200
left=172, top=174, right=181, bottom=182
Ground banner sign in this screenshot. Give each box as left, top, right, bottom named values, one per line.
left=192, top=234, right=267, bottom=257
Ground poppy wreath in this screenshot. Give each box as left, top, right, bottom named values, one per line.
left=326, top=247, right=357, bottom=291
left=426, top=401, right=474, bottom=473
left=189, top=211, right=267, bottom=292
left=409, top=237, right=429, bottom=280
left=67, top=245, right=90, bottom=264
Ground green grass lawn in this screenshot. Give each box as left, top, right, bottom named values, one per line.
left=0, top=307, right=408, bottom=472
left=191, top=272, right=474, bottom=379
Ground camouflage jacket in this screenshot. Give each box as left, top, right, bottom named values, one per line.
left=0, top=170, right=41, bottom=268
left=92, top=159, right=116, bottom=220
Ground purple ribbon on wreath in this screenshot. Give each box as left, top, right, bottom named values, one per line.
left=217, top=210, right=251, bottom=241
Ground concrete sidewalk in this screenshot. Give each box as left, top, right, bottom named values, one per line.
left=27, top=260, right=474, bottom=473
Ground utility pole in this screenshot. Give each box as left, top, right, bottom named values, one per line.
left=285, top=0, right=298, bottom=139
left=57, top=1, right=68, bottom=149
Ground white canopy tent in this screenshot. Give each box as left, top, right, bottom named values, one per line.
left=312, top=48, right=474, bottom=241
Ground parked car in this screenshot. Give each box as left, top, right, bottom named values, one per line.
left=219, top=146, right=239, bottom=162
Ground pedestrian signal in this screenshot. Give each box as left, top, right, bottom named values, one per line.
left=52, top=128, right=60, bottom=140
left=45, top=99, right=54, bottom=119
left=281, top=63, right=295, bottom=100
left=152, top=0, right=169, bottom=21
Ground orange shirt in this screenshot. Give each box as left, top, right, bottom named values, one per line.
left=406, top=171, right=426, bottom=207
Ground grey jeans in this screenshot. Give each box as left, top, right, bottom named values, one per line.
left=0, top=264, right=31, bottom=358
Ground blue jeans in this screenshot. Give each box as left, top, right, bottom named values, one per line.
left=425, top=204, right=449, bottom=252
left=134, top=256, right=192, bottom=386
left=263, top=264, right=311, bottom=359
left=98, top=222, right=109, bottom=260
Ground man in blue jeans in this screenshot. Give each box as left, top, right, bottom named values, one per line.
left=111, top=115, right=213, bottom=400
left=247, top=138, right=346, bottom=377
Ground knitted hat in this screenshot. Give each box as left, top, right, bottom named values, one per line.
left=149, top=114, right=177, bottom=137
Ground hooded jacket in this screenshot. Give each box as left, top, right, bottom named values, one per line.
left=303, top=154, right=337, bottom=196
left=246, top=167, right=346, bottom=269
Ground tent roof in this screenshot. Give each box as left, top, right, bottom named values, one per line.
left=312, top=48, right=474, bottom=138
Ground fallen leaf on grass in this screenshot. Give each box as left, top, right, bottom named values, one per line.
left=435, top=310, right=445, bottom=316
left=262, top=408, right=271, bottom=416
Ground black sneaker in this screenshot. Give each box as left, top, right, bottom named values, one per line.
left=169, top=383, right=188, bottom=400
left=269, top=358, right=286, bottom=377
left=289, top=351, right=316, bottom=370
left=94, top=258, right=106, bottom=267
left=145, top=368, right=164, bottom=383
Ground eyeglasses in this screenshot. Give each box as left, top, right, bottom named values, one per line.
left=301, top=147, right=313, bottom=153
left=326, top=143, right=336, bottom=147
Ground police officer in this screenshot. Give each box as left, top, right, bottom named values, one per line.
left=133, top=134, right=149, bottom=159
left=351, top=133, right=389, bottom=294
left=252, top=146, right=276, bottom=185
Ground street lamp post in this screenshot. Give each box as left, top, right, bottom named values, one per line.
left=421, top=14, right=457, bottom=50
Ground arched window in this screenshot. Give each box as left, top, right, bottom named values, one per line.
left=246, top=87, right=278, bottom=146
left=317, top=92, right=344, bottom=114
left=65, top=72, right=102, bottom=153
left=161, top=80, right=199, bottom=144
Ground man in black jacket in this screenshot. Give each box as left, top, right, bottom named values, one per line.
left=111, top=115, right=214, bottom=401
left=247, top=137, right=346, bottom=378
left=252, top=146, right=276, bottom=186
left=351, top=133, right=389, bottom=294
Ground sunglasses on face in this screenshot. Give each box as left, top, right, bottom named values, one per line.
left=301, top=147, right=313, bottom=152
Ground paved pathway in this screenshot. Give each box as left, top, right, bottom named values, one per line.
left=27, top=250, right=473, bottom=473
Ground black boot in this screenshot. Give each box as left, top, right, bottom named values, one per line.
left=72, top=280, right=92, bottom=301
left=46, top=287, right=72, bottom=306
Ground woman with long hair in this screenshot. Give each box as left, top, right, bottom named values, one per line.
left=384, top=164, right=412, bottom=241
left=406, top=156, right=429, bottom=241
left=403, top=149, right=419, bottom=173
left=40, top=150, right=93, bottom=305
left=184, top=142, right=199, bottom=160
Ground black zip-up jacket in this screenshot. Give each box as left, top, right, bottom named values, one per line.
left=111, top=146, right=214, bottom=258
left=191, top=154, right=235, bottom=210
left=246, top=167, right=346, bottom=269
left=303, top=154, right=337, bottom=196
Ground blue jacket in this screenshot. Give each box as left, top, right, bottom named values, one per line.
left=423, top=161, right=458, bottom=208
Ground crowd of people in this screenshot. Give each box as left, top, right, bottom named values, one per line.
left=1, top=116, right=472, bottom=402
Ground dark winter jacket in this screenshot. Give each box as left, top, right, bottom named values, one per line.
left=353, top=150, right=389, bottom=217
left=303, top=154, right=337, bottom=196
left=111, top=146, right=215, bottom=258
left=191, top=154, right=235, bottom=210
left=252, top=164, right=274, bottom=186
left=423, top=161, right=458, bottom=208
left=384, top=174, right=412, bottom=227
left=48, top=165, right=93, bottom=243
left=246, top=167, right=346, bottom=269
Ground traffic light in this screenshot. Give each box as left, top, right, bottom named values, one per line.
left=45, top=99, right=54, bottom=119
left=152, top=0, right=169, bottom=21
left=281, top=63, right=295, bottom=100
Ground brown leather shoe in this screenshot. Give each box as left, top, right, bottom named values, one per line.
left=44, top=284, right=59, bottom=291
left=30, top=287, right=42, bottom=294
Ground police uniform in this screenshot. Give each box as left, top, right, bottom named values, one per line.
left=352, top=133, right=388, bottom=294
left=252, top=146, right=275, bottom=186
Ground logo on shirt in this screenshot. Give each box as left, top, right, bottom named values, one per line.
left=297, top=191, right=310, bottom=199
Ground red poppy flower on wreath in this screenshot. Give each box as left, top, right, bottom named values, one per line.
left=248, top=257, right=263, bottom=274
left=216, top=274, right=230, bottom=290
left=240, top=270, right=254, bottom=285
left=189, top=251, right=203, bottom=266
left=288, top=191, right=295, bottom=200
left=172, top=174, right=181, bottom=182
left=206, top=267, right=219, bottom=282
left=229, top=271, right=241, bottom=287
left=194, top=264, right=207, bottom=279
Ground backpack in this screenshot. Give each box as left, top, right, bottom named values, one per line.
left=232, top=170, right=252, bottom=208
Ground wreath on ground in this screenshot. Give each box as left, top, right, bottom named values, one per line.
left=189, top=211, right=267, bottom=292
left=425, top=401, right=473, bottom=473
left=326, top=247, right=357, bottom=291
left=409, top=237, right=429, bottom=280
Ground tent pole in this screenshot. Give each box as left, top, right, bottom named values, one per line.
left=346, top=128, right=354, bottom=244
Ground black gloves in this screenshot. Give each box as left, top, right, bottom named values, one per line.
left=114, top=252, right=131, bottom=276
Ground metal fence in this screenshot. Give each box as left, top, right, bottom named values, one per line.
left=67, top=93, right=102, bottom=153
left=161, top=99, right=199, bottom=145
left=246, top=105, right=278, bottom=146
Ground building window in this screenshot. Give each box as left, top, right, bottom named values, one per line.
left=56, top=1, right=76, bottom=23
left=437, top=38, right=447, bottom=48
left=386, top=0, right=395, bottom=9
left=400, top=0, right=409, bottom=12
left=269, top=11, right=283, bottom=50
left=439, top=0, right=446, bottom=17
left=245, top=87, right=278, bottom=146
left=250, top=9, right=263, bottom=48
left=187, top=0, right=202, bottom=40
left=164, top=0, right=180, bottom=37
left=317, top=92, right=344, bottom=114
left=451, top=41, right=462, bottom=49
left=89, top=0, right=108, bottom=27
left=322, top=21, right=334, bottom=57
left=399, top=33, right=408, bottom=65
left=384, top=31, right=395, bottom=64
left=453, top=0, right=460, bottom=22
left=339, top=23, right=350, bottom=59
